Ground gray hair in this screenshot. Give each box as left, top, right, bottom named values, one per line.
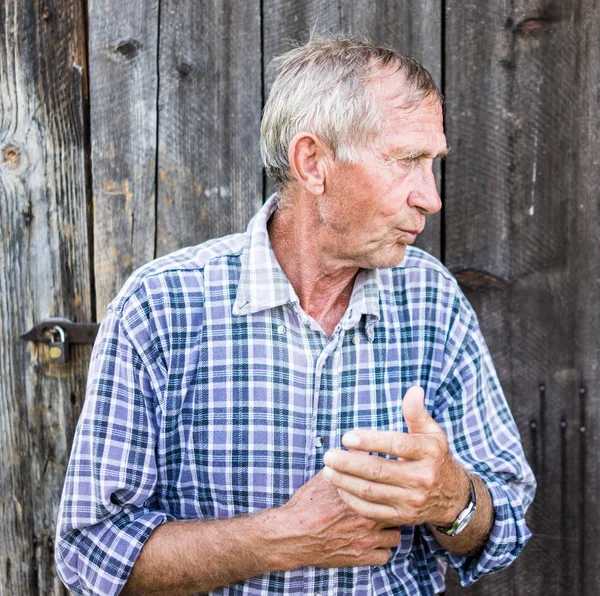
left=260, top=35, right=442, bottom=190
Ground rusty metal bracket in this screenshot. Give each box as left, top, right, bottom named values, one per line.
left=20, top=318, right=100, bottom=345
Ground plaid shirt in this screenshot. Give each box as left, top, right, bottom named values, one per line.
left=56, top=195, right=535, bottom=596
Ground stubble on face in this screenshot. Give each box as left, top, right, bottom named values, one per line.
left=315, top=159, right=410, bottom=270
left=317, top=86, right=444, bottom=270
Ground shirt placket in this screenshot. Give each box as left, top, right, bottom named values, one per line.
left=291, top=302, right=363, bottom=595
left=307, top=328, right=346, bottom=471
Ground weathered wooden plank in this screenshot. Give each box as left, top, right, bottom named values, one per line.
left=88, top=0, right=159, bottom=316
left=0, top=0, right=93, bottom=593
left=155, top=0, right=263, bottom=256
left=262, top=0, right=443, bottom=258
left=444, top=1, right=600, bottom=594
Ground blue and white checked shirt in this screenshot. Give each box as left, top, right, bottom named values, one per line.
left=56, top=195, right=535, bottom=596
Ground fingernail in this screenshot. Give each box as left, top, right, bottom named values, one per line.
left=322, top=466, right=333, bottom=481
left=323, top=451, right=333, bottom=466
left=342, top=433, right=360, bottom=448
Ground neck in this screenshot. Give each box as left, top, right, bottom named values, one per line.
left=268, top=194, right=358, bottom=337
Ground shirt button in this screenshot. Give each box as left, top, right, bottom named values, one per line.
left=277, top=325, right=286, bottom=334
left=315, top=436, right=324, bottom=448
left=352, top=336, right=359, bottom=345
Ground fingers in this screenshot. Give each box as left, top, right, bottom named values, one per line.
left=324, top=449, right=409, bottom=484
left=375, top=549, right=393, bottom=566
left=322, top=453, right=433, bottom=526
left=341, top=430, right=429, bottom=460
left=402, top=386, right=441, bottom=435
left=322, top=463, right=406, bottom=507
left=361, top=549, right=393, bottom=568
left=379, top=528, right=402, bottom=549
left=337, top=488, right=405, bottom=525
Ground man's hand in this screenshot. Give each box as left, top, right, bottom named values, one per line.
left=122, top=471, right=401, bottom=596
left=272, top=470, right=401, bottom=570
left=321, top=386, right=471, bottom=528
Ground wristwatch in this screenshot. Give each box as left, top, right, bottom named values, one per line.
left=434, top=476, right=477, bottom=536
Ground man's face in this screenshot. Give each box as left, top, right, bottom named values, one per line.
left=318, top=73, right=447, bottom=269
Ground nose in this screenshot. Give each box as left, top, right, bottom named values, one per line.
left=407, top=163, right=442, bottom=215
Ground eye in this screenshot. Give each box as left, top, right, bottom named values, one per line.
left=400, top=156, right=415, bottom=165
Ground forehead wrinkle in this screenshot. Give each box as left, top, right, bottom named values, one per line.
left=369, top=67, right=441, bottom=115
left=382, top=133, right=445, bottom=161
left=382, top=104, right=444, bottom=138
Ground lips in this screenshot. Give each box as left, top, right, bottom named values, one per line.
left=398, top=227, right=424, bottom=243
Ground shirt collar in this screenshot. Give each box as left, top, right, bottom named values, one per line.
left=232, top=194, right=382, bottom=331
left=232, top=195, right=297, bottom=316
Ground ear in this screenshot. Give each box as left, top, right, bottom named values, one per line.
left=288, top=133, right=331, bottom=196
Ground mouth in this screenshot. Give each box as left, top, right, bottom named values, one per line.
left=398, top=228, right=424, bottom=243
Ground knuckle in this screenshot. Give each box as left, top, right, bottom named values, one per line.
left=410, top=491, right=428, bottom=509
left=413, top=463, right=436, bottom=489
left=430, top=444, right=444, bottom=462
left=372, top=457, right=385, bottom=481
left=362, top=534, right=376, bottom=551
left=359, top=482, right=375, bottom=501
left=362, top=517, right=378, bottom=531
left=335, top=454, right=348, bottom=473
left=405, top=513, right=420, bottom=526
left=429, top=437, right=448, bottom=459
left=390, top=434, right=404, bottom=455
left=421, top=468, right=437, bottom=489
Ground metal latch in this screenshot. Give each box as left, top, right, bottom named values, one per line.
left=21, top=318, right=100, bottom=364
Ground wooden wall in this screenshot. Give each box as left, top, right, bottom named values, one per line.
left=0, top=0, right=93, bottom=593
left=0, top=0, right=598, bottom=593
left=444, top=2, right=599, bottom=594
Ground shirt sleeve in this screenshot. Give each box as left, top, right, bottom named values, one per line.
left=420, top=288, right=537, bottom=586
left=55, top=303, right=174, bottom=596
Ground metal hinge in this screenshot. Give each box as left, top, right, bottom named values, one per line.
left=21, top=318, right=100, bottom=364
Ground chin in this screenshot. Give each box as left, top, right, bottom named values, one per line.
left=365, top=245, right=407, bottom=269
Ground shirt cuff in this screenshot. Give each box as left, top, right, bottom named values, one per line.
left=421, top=474, right=532, bottom=587
left=56, top=509, right=173, bottom=596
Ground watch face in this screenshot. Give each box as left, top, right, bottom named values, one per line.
left=434, top=477, right=477, bottom=536
left=435, top=502, right=477, bottom=535
left=454, top=507, right=476, bottom=535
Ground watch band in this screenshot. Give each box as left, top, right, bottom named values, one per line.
left=434, top=476, right=477, bottom=536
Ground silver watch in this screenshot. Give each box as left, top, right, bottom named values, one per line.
left=434, top=476, right=477, bottom=536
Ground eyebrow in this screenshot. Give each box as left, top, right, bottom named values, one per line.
left=391, top=147, right=451, bottom=160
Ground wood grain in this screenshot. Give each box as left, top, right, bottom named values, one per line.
left=444, top=1, right=600, bottom=593
left=88, top=0, right=159, bottom=316
left=155, top=0, right=263, bottom=256
left=0, top=0, right=93, bottom=593
left=261, top=0, right=443, bottom=257
left=2, top=0, right=598, bottom=593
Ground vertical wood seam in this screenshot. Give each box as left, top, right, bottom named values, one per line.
left=260, top=0, right=267, bottom=205
left=440, top=0, right=446, bottom=265
left=579, top=384, right=587, bottom=595
left=153, top=0, right=162, bottom=259
left=560, top=409, right=568, bottom=594
left=81, top=0, right=96, bottom=323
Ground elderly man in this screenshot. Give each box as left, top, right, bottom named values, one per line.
left=56, top=37, right=535, bottom=596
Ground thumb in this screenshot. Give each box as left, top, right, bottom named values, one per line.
left=402, top=386, right=440, bottom=435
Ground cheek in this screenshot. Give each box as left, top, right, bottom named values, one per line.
left=375, top=194, right=407, bottom=222
left=378, top=201, right=402, bottom=218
